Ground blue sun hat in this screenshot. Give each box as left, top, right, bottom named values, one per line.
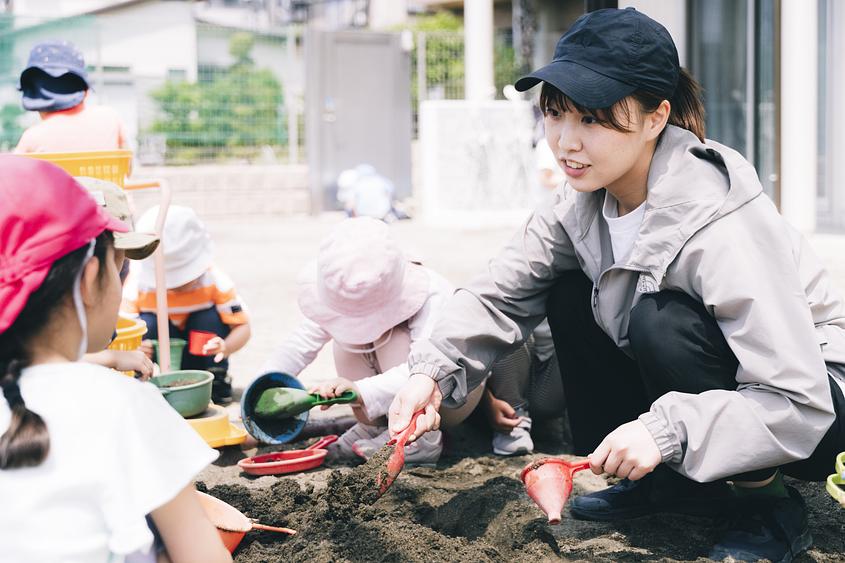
left=19, top=40, right=90, bottom=111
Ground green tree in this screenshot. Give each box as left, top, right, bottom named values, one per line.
left=148, top=32, right=284, bottom=161
left=0, top=103, right=25, bottom=149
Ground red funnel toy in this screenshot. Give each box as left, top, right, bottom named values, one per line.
left=520, top=458, right=590, bottom=524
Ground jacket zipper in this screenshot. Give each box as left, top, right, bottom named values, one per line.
left=591, top=265, right=650, bottom=337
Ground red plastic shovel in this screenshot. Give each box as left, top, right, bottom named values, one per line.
left=521, top=458, right=590, bottom=524
left=237, top=435, right=339, bottom=476
left=195, top=491, right=296, bottom=553
left=375, top=410, right=423, bottom=497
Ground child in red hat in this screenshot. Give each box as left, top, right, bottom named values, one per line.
left=0, top=156, right=230, bottom=563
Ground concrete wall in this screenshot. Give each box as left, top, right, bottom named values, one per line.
left=131, top=164, right=310, bottom=218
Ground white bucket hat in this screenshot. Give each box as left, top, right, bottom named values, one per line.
left=136, top=205, right=213, bottom=289
left=298, top=217, right=429, bottom=345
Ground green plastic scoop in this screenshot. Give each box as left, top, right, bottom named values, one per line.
left=253, top=387, right=358, bottom=419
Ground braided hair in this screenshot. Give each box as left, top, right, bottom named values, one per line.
left=0, top=232, right=112, bottom=469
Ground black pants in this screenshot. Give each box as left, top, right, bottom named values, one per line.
left=141, top=306, right=231, bottom=372
left=546, top=271, right=845, bottom=482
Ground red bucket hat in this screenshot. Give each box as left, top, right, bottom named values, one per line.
left=0, top=155, right=128, bottom=333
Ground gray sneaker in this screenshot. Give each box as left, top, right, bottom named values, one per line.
left=352, top=429, right=443, bottom=466
left=492, top=412, right=533, bottom=456
left=325, top=422, right=385, bottom=461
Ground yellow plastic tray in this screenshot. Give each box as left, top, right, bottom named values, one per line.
left=186, top=405, right=247, bottom=448
left=826, top=473, right=845, bottom=506
left=23, top=150, right=132, bottom=187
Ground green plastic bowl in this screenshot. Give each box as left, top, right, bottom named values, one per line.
left=152, top=370, right=213, bottom=418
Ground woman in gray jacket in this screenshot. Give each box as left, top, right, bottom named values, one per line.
left=388, top=8, right=845, bottom=563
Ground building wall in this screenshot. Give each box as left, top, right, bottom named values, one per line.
left=95, top=1, right=198, bottom=82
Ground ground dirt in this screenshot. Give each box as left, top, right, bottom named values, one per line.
left=196, top=414, right=845, bottom=563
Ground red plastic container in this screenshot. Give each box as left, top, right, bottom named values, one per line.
left=195, top=491, right=295, bottom=553
left=237, top=435, right=338, bottom=476
left=188, top=330, right=217, bottom=356
left=521, top=458, right=590, bottom=524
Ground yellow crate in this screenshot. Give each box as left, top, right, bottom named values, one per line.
left=23, top=150, right=132, bottom=187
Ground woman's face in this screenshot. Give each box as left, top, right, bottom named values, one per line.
left=543, top=97, right=666, bottom=202
left=84, top=245, right=125, bottom=353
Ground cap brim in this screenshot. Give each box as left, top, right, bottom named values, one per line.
left=104, top=214, right=130, bottom=234
left=115, top=232, right=160, bottom=260
left=22, top=65, right=87, bottom=80
left=515, top=60, right=638, bottom=109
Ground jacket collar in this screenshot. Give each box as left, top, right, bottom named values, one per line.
left=557, top=125, right=764, bottom=283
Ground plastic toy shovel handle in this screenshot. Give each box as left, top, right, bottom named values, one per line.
left=570, top=460, right=591, bottom=474
left=313, top=390, right=358, bottom=407
left=306, top=434, right=339, bottom=450
left=387, top=410, right=424, bottom=449
left=251, top=523, right=297, bottom=535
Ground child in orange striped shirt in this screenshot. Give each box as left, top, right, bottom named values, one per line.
left=123, top=205, right=251, bottom=404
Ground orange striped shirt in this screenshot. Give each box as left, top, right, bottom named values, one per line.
left=122, top=265, right=248, bottom=330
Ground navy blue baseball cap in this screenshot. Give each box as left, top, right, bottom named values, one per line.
left=19, top=41, right=90, bottom=111
left=515, top=8, right=680, bottom=109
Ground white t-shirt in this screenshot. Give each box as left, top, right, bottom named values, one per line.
left=0, top=363, right=218, bottom=563
left=603, top=190, right=646, bottom=264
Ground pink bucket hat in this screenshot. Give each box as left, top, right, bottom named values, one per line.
left=298, top=217, right=429, bottom=345
left=0, top=155, right=128, bottom=333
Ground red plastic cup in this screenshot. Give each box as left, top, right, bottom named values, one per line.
left=188, top=330, right=217, bottom=356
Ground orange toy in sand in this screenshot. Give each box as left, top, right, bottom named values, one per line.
left=521, top=458, right=590, bottom=524
left=196, top=491, right=296, bottom=553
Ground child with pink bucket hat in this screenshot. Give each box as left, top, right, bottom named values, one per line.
left=261, top=217, right=457, bottom=463
left=0, top=156, right=230, bottom=562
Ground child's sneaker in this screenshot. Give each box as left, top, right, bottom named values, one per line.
left=326, top=422, right=385, bottom=461
left=352, top=429, right=443, bottom=466
left=208, top=367, right=232, bottom=405
left=492, top=410, right=533, bottom=456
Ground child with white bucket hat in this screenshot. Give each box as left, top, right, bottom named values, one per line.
left=123, top=205, right=252, bottom=404
left=261, top=217, right=451, bottom=463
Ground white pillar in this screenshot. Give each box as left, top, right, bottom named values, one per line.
left=621, top=1, right=687, bottom=66
left=464, top=0, right=495, bottom=101
left=780, top=0, right=818, bottom=232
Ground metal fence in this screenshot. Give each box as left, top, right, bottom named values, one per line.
left=0, top=13, right=520, bottom=164
left=411, top=28, right=522, bottom=132
left=137, top=24, right=305, bottom=166
left=0, top=15, right=306, bottom=165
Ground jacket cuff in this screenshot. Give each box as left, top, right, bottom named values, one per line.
left=410, top=362, right=458, bottom=404
left=638, top=412, right=682, bottom=464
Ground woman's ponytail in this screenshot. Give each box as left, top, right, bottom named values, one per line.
left=667, top=68, right=706, bottom=142
left=630, top=67, right=706, bottom=142
left=0, top=358, right=49, bottom=469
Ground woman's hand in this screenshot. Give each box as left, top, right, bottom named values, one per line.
left=483, top=388, right=522, bottom=433
left=388, top=373, right=442, bottom=442
left=309, top=377, right=360, bottom=409
left=588, top=420, right=662, bottom=481
left=202, top=336, right=227, bottom=363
